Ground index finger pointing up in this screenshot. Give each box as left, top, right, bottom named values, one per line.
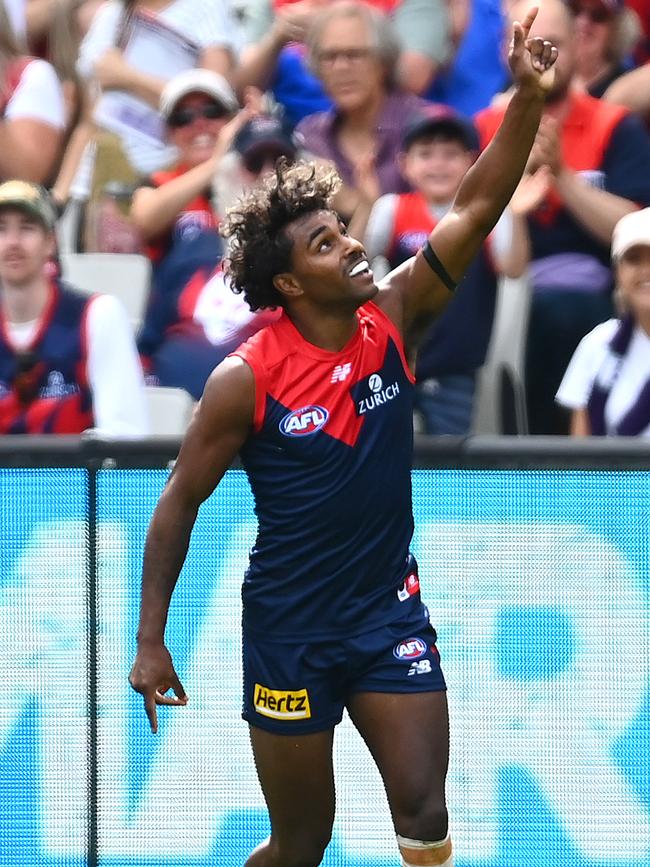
left=519, top=5, right=539, bottom=40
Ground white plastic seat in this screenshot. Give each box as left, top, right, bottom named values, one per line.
left=59, top=252, right=152, bottom=332
left=472, top=274, right=532, bottom=435
left=144, top=386, right=195, bottom=436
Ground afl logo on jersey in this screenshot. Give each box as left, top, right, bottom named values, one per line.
left=280, top=405, right=329, bottom=436
left=393, top=637, right=428, bottom=661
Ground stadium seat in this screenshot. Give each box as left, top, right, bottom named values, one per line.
left=472, top=274, right=532, bottom=435
left=55, top=199, right=84, bottom=255
left=59, top=252, right=152, bottom=332
left=145, top=386, right=195, bottom=436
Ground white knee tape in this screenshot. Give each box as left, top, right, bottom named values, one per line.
left=249, top=836, right=271, bottom=856
left=397, top=833, right=454, bottom=867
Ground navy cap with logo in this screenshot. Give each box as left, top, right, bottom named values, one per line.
left=401, top=105, right=480, bottom=153
left=234, top=114, right=299, bottom=173
left=0, top=180, right=57, bottom=230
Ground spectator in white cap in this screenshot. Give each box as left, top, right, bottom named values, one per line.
left=59, top=0, right=242, bottom=251
left=130, top=69, right=245, bottom=269
left=76, top=0, right=241, bottom=178
left=556, top=207, right=650, bottom=436
left=137, top=105, right=298, bottom=401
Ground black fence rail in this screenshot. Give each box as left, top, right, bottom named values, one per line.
left=1, top=434, right=649, bottom=469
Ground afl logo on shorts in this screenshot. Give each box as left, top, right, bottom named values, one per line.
left=280, top=405, right=329, bottom=436
left=393, top=637, right=428, bottom=660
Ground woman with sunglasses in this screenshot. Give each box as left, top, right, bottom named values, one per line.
left=135, top=102, right=296, bottom=401
left=61, top=0, right=241, bottom=251
left=76, top=0, right=240, bottom=175
left=570, top=0, right=641, bottom=98
left=130, top=69, right=248, bottom=268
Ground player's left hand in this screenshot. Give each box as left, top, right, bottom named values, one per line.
left=128, top=643, right=188, bottom=734
left=508, top=6, right=558, bottom=95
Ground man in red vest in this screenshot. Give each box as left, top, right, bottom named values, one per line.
left=475, top=0, right=650, bottom=434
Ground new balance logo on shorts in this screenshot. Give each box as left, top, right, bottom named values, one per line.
left=253, top=684, right=312, bottom=720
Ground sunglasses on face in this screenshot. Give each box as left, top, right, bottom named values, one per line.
left=167, top=103, right=229, bottom=129
left=574, top=4, right=613, bottom=23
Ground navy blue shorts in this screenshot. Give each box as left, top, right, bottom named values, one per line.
left=242, top=614, right=446, bottom=734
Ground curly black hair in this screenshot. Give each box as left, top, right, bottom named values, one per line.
left=221, top=159, right=341, bottom=311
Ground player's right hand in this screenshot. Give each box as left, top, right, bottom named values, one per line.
left=128, top=643, right=188, bottom=734
left=508, top=7, right=558, bottom=95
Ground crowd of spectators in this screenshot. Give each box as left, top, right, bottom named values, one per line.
left=0, top=0, right=649, bottom=437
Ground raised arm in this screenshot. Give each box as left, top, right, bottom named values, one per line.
left=603, top=63, right=650, bottom=121
left=128, top=357, right=254, bottom=732
left=379, top=6, right=556, bottom=338
left=238, top=2, right=312, bottom=93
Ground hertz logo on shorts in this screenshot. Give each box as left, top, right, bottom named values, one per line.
left=253, top=684, right=312, bottom=720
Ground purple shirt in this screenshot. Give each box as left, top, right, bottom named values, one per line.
left=296, top=91, right=429, bottom=195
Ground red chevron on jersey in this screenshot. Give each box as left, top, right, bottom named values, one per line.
left=233, top=300, right=414, bottom=448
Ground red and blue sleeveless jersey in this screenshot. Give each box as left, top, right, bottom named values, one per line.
left=0, top=279, right=94, bottom=434
left=388, top=191, right=438, bottom=268
left=231, top=301, right=423, bottom=642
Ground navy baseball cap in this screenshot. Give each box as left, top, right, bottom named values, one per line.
left=234, top=115, right=299, bottom=162
left=401, top=106, right=479, bottom=153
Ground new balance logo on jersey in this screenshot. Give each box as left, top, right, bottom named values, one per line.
left=253, top=684, right=311, bottom=720
left=331, top=362, right=352, bottom=383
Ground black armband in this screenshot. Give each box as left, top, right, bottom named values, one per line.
left=421, top=241, right=457, bottom=292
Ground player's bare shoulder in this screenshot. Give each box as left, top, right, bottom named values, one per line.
left=200, top=355, right=256, bottom=429
left=161, top=356, right=255, bottom=506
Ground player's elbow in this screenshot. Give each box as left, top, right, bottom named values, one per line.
left=156, top=475, right=202, bottom=526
